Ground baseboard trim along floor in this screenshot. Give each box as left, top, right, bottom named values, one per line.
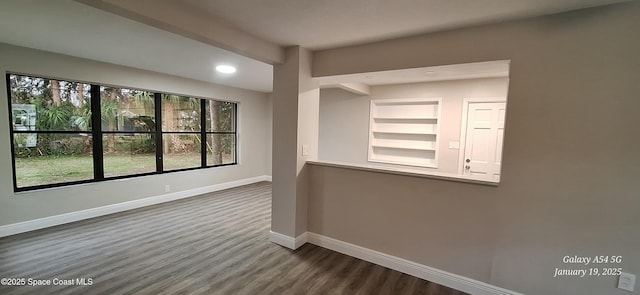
left=0, top=175, right=272, bottom=238
left=269, top=231, right=524, bottom=295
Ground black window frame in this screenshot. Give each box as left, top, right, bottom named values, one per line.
left=98, top=86, right=157, bottom=179
left=6, top=73, right=239, bottom=192
left=204, top=100, right=238, bottom=168
left=160, top=93, right=204, bottom=172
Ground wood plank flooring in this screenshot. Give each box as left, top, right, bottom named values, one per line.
left=0, top=182, right=468, bottom=295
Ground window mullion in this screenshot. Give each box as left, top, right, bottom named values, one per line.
left=234, top=104, right=238, bottom=165
left=201, top=100, right=206, bottom=167
left=90, top=84, right=104, bottom=180
left=155, top=93, right=163, bottom=173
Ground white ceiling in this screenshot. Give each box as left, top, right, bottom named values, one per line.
left=172, top=0, right=629, bottom=50
left=0, top=0, right=629, bottom=93
left=0, top=0, right=273, bottom=92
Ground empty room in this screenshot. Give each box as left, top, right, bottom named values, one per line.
left=0, top=1, right=638, bottom=295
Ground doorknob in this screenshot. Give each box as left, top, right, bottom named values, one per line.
left=465, top=165, right=470, bottom=169
left=465, top=159, right=470, bottom=163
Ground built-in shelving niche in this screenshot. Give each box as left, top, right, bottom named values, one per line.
left=368, top=98, right=441, bottom=168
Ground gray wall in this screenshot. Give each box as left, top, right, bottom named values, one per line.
left=318, top=88, right=370, bottom=164
left=271, top=45, right=320, bottom=241
left=0, top=43, right=271, bottom=226
left=319, top=77, right=509, bottom=174
left=310, top=2, right=640, bottom=295
left=266, top=93, right=273, bottom=177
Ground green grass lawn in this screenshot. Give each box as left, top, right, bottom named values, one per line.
left=15, top=155, right=95, bottom=187
left=14, top=153, right=205, bottom=188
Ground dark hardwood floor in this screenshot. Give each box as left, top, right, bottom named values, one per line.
left=0, top=182, right=468, bottom=295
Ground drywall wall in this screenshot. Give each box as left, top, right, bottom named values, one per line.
left=310, top=2, right=640, bottom=295
left=318, top=88, right=369, bottom=163
left=266, top=93, right=273, bottom=177
left=272, top=46, right=319, bottom=240
left=319, top=77, right=509, bottom=174
left=0, top=43, right=270, bottom=226
left=272, top=46, right=301, bottom=239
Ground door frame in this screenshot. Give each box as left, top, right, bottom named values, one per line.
left=457, top=97, right=507, bottom=176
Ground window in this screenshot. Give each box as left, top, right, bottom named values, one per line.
left=205, top=100, right=236, bottom=166
left=9, top=75, right=94, bottom=188
left=368, top=98, right=441, bottom=168
left=7, top=73, right=238, bottom=191
left=101, top=87, right=156, bottom=178
left=162, top=94, right=202, bottom=171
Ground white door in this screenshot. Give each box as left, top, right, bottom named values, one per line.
left=463, top=102, right=506, bottom=181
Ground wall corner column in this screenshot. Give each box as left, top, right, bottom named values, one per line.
left=271, top=46, right=319, bottom=249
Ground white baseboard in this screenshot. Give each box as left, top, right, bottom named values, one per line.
left=269, top=231, right=294, bottom=249
left=306, top=233, right=524, bottom=295
left=294, top=232, right=308, bottom=249
left=0, top=175, right=271, bottom=238
left=269, top=231, right=307, bottom=250
left=264, top=175, right=272, bottom=182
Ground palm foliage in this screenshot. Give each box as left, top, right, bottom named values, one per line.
left=10, top=75, right=91, bottom=157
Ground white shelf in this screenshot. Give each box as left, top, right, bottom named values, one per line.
left=372, top=122, right=438, bottom=134
left=371, top=138, right=436, bottom=151
left=372, top=145, right=436, bottom=151
left=372, top=116, right=438, bottom=120
left=368, top=98, right=441, bottom=169
left=372, top=130, right=437, bottom=135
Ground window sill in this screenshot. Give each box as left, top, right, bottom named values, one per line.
left=306, top=160, right=499, bottom=187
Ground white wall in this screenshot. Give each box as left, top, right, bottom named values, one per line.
left=319, top=77, right=509, bottom=174
left=271, top=46, right=319, bottom=241
left=0, top=43, right=271, bottom=226
left=310, top=2, right=640, bottom=295
left=266, top=93, right=273, bottom=177
left=318, top=88, right=369, bottom=163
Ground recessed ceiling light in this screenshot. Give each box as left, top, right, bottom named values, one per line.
left=216, top=65, right=236, bottom=74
